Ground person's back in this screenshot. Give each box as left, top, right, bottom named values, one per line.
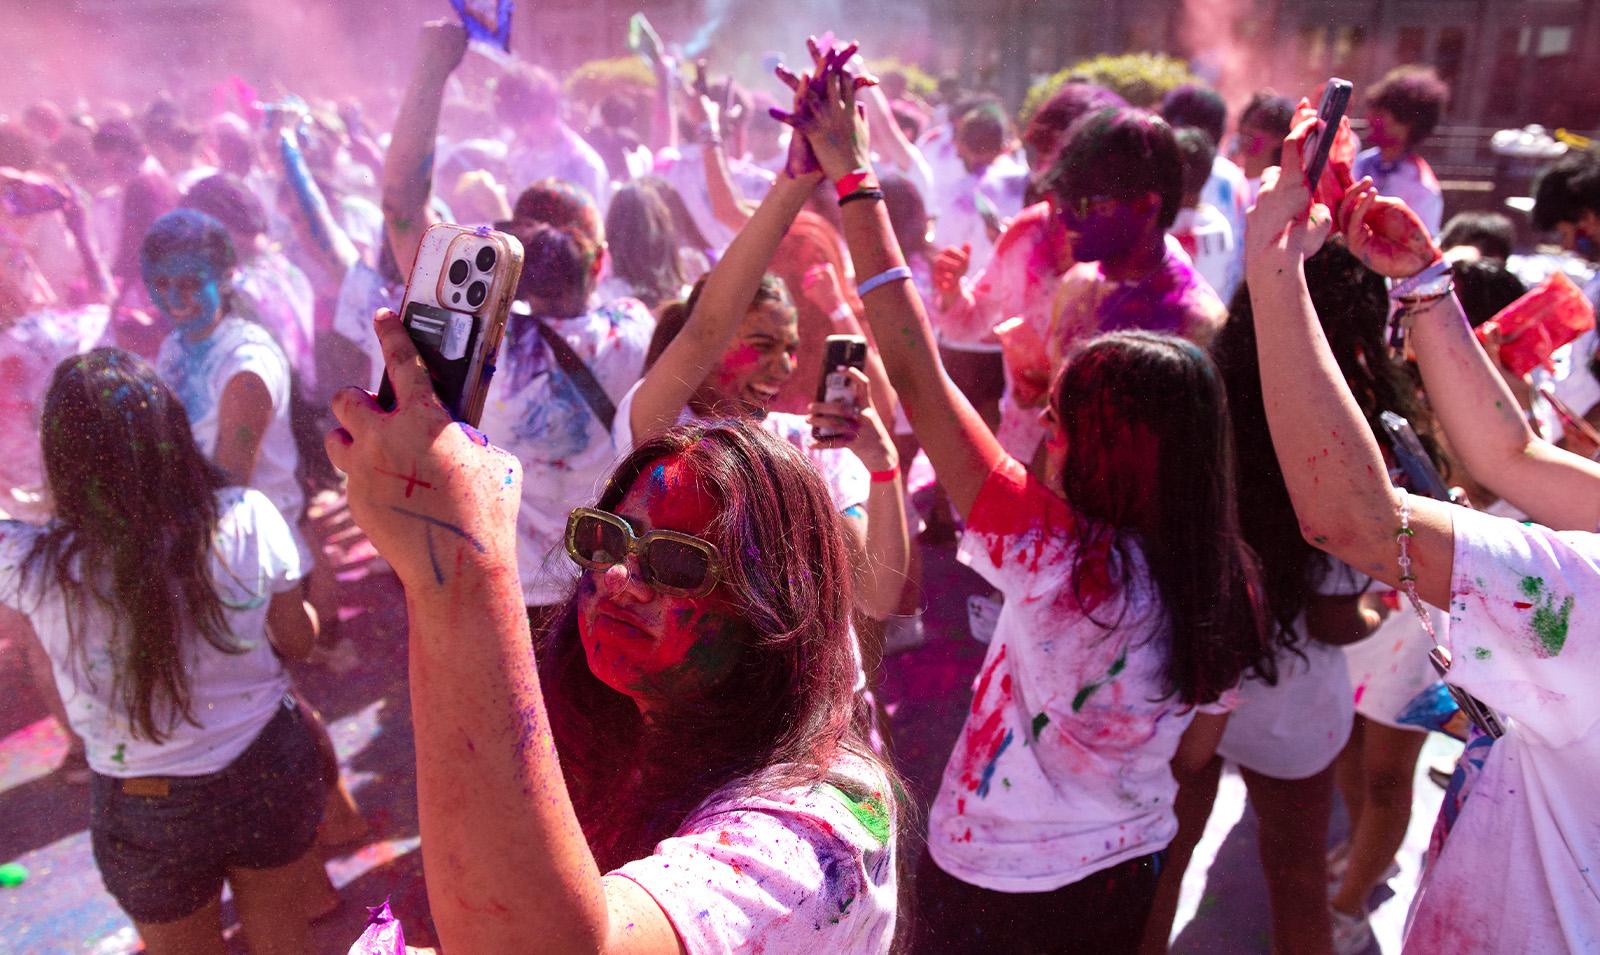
left=476, top=213, right=653, bottom=610
left=0, top=347, right=321, bottom=952
left=6, top=483, right=301, bottom=775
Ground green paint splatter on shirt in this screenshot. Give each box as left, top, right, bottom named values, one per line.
left=1520, top=575, right=1544, bottom=598
left=111, top=743, right=126, bottom=766
left=820, top=783, right=891, bottom=847
left=1072, top=648, right=1129, bottom=711
left=1031, top=712, right=1050, bottom=740
left=1473, top=646, right=1492, bottom=660
left=1530, top=594, right=1574, bottom=657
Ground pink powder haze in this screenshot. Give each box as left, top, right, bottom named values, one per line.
left=0, top=0, right=449, bottom=113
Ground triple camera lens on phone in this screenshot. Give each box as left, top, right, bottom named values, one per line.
left=446, top=242, right=497, bottom=311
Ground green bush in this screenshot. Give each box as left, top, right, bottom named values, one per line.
left=1021, top=53, right=1197, bottom=123
left=871, top=57, right=938, bottom=101
left=565, top=56, right=658, bottom=109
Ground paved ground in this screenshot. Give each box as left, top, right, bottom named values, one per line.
left=0, top=528, right=1453, bottom=953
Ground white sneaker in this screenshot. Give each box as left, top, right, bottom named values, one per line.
left=1330, top=905, right=1375, bottom=955
left=1327, top=841, right=1400, bottom=886
left=882, top=613, right=927, bottom=656
left=966, top=594, right=1001, bottom=644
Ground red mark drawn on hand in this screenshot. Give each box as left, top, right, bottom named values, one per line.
left=374, top=462, right=434, bottom=497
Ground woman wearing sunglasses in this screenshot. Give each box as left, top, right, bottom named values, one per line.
left=780, top=50, right=1270, bottom=952
left=328, top=307, right=900, bottom=953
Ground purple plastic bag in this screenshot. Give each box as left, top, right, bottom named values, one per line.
left=448, top=0, right=513, bottom=53
left=347, top=898, right=405, bottom=955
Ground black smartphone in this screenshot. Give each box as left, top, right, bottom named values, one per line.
left=376, top=223, right=523, bottom=426
left=1379, top=411, right=1450, bottom=500
left=1303, top=78, right=1352, bottom=190
left=813, top=334, right=868, bottom=440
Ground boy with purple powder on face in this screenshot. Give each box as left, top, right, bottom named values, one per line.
left=1037, top=108, right=1228, bottom=397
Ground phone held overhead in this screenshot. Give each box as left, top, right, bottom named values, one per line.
left=377, top=223, right=525, bottom=427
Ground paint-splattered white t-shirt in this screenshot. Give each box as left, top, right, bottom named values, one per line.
left=479, top=300, right=654, bottom=606
left=0, top=488, right=302, bottom=776
left=1403, top=507, right=1600, bottom=954
left=156, top=316, right=304, bottom=554
left=613, top=762, right=897, bottom=954
left=931, top=457, right=1232, bottom=892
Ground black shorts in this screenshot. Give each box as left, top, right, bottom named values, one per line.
left=89, top=696, right=326, bottom=924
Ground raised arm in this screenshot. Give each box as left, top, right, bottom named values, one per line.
left=382, top=21, right=466, bottom=275
left=327, top=310, right=685, bottom=954
left=61, top=187, right=111, bottom=304
left=787, top=59, right=1003, bottom=519
left=277, top=127, right=360, bottom=275
left=1354, top=192, right=1600, bottom=531
left=1245, top=124, right=1455, bottom=607
left=627, top=164, right=817, bottom=444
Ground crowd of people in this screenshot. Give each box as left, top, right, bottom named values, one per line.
left=1, top=18, right=1598, bottom=955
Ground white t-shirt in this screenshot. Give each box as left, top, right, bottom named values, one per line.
left=929, top=155, right=1030, bottom=276
left=1342, top=585, right=1444, bottom=732
left=331, top=261, right=401, bottom=391
left=931, top=458, right=1233, bottom=892
left=507, top=124, right=612, bottom=213
left=611, top=382, right=871, bottom=517
left=0, top=488, right=303, bottom=776
left=156, top=316, right=305, bottom=549
left=613, top=760, right=896, bottom=955
left=1216, top=558, right=1365, bottom=779
left=478, top=301, right=655, bottom=606
left=1352, top=148, right=1444, bottom=237
left=233, top=249, right=316, bottom=390
left=1170, top=204, right=1237, bottom=307
left=0, top=305, right=110, bottom=501
left=1402, top=508, right=1600, bottom=953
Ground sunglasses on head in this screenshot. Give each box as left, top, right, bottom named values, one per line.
left=564, top=507, right=724, bottom=598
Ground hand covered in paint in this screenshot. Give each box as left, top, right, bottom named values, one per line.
left=801, top=262, right=850, bottom=316
left=778, top=39, right=876, bottom=182
left=809, top=365, right=897, bottom=472
left=1244, top=117, right=1335, bottom=276
left=326, top=308, right=521, bottom=593
left=1337, top=177, right=1443, bottom=280
left=932, top=243, right=971, bottom=311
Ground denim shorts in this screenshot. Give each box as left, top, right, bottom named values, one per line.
left=89, top=696, right=326, bottom=924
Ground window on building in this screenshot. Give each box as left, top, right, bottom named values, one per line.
left=1436, top=27, right=1466, bottom=88
left=1397, top=26, right=1427, bottom=64
left=1537, top=25, right=1574, bottom=58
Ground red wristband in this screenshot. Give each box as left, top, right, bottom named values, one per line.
left=835, top=167, right=876, bottom=200
left=869, top=465, right=900, bottom=484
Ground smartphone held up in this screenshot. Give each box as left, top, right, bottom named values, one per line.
left=813, top=334, right=868, bottom=441
left=377, top=222, right=524, bottom=427
left=1302, top=78, right=1352, bottom=192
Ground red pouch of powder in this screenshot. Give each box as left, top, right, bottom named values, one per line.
left=1477, top=271, right=1595, bottom=377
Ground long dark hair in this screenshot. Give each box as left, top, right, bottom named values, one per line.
left=1051, top=331, right=1270, bottom=705
left=606, top=179, right=687, bottom=309
left=539, top=422, right=899, bottom=871
left=1212, top=243, right=1444, bottom=655
left=22, top=348, right=235, bottom=743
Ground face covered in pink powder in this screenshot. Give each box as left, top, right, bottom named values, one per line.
left=694, top=300, right=799, bottom=417
left=575, top=455, right=746, bottom=711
